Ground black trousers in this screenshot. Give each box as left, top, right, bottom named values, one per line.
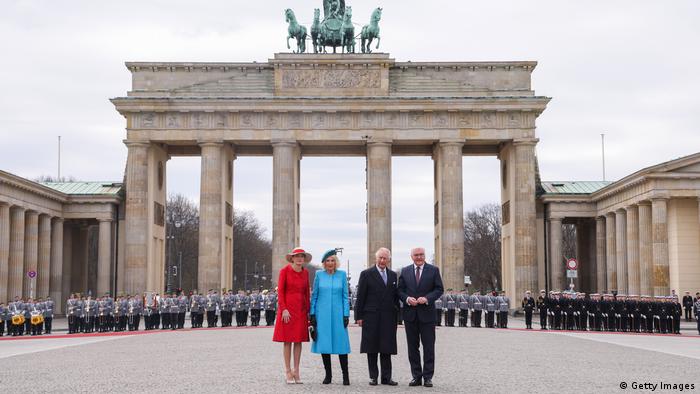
left=685, top=307, right=692, bottom=321
left=404, top=319, right=436, bottom=381
left=251, top=309, right=261, bottom=326
left=170, top=313, right=179, bottom=329
left=499, top=311, right=508, bottom=328
left=44, top=317, right=52, bottom=334
left=0, top=320, right=4, bottom=336
left=162, top=313, right=170, bottom=329
left=539, top=309, right=547, bottom=329
left=486, top=311, right=495, bottom=328
left=459, top=309, right=468, bottom=327
left=525, top=309, right=533, bottom=328
left=206, top=311, right=216, bottom=327
left=446, top=309, right=455, bottom=326
left=265, top=310, right=276, bottom=325
left=435, top=310, right=443, bottom=326
left=367, top=353, right=392, bottom=382
left=471, top=310, right=482, bottom=327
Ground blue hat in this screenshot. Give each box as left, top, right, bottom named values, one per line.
left=321, top=249, right=337, bottom=262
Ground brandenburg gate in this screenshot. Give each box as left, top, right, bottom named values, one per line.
left=111, top=53, right=549, bottom=298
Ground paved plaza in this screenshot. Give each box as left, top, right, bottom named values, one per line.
left=1, top=317, right=698, bottom=393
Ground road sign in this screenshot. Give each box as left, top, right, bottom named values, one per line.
left=566, top=270, right=578, bottom=278
left=27, top=270, right=37, bottom=279
left=464, top=275, right=471, bottom=285
left=566, top=258, right=578, bottom=270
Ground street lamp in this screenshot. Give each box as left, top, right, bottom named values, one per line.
left=166, top=220, right=182, bottom=293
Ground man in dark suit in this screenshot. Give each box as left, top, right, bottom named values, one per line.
left=398, top=247, right=444, bottom=388
left=355, top=247, right=399, bottom=386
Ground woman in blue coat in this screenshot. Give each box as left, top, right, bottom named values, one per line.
left=310, top=249, right=351, bottom=385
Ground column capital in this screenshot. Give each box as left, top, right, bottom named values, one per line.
left=25, top=210, right=39, bottom=217
left=123, top=140, right=151, bottom=148
left=366, top=139, right=392, bottom=146
left=637, top=200, right=652, bottom=207
left=595, top=215, right=605, bottom=222
left=605, top=211, right=615, bottom=219
left=10, top=205, right=26, bottom=213
left=549, top=216, right=563, bottom=223
left=97, top=218, right=113, bottom=223
left=197, top=140, right=224, bottom=148
left=438, top=139, right=465, bottom=147
left=52, top=217, right=65, bottom=224
left=271, top=140, right=298, bottom=147
left=512, top=138, right=539, bottom=146
left=625, top=204, right=639, bottom=212
left=650, top=196, right=669, bottom=202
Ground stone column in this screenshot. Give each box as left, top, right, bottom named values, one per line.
left=37, top=214, right=51, bottom=298
left=615, top=209, right=628, bottom=294
left=595, top=216, right=606, bottom=293
left=512, top=140, right=538, bottom=297
left=549, top=217, right=564, bottom=291
left=434, top=141, right=464, bottom=290
left=272, top=142, right=301, bottom=283
left=23, top=211, right=39, bottom=298
left=7, top=207, right=25, bottom=300
left=97, top=219, right=112, bottom=295
left=61, top=223, right=73, bottom=299
left=0, top=203, right=9, bottom=303
left=199, top=142, right=224, bottom=292
left=626, top=205, right=640, bottom=295
left=367, top=141, right=392, bottom=267
left=124, top=141, right=150, bottom=295
left=575, top=220, right=595, bottom=292
left=605, top=212, right=617, bottom=292
left=49, top=218, right=64, bottom=313
left=638, top=202, right=653, bottom=295
left=651, top=198, right=669, bottom=295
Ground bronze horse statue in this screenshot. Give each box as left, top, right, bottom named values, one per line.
left=361, top=7, right=382, bottom=53
left=341, top=6, right=355, bottom=53
left=285, top=9, right=307, bottom=53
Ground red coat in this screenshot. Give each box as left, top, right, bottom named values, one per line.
left=272, top=264, right=310, bottom=343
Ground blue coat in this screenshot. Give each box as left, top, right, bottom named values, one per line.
left=310, top=270, right=351, bottom=355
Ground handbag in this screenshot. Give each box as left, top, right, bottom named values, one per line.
left=309, top=324, right=317, bottom=341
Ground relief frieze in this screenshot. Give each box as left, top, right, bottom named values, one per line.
left=281, top=69, right=381, bottom=89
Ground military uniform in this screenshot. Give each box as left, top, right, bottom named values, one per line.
left=682, top=293, right=694, bottom=321
left=496, top=293, right=509, bottom=328
left=177, top=294, right=187, bottom=329
left=522, top=294, right=535, bottom=329
left=434, top=297, right=443, bottom=326
left=469, top=293, right=483, bottom=327
left=536, top=292, right=547, bottom=329
left=220, top=292, right=232, bottom=327
left=694, top=299, right=700, bottom=334
left=0, top=303, right=6, bottom=336
left=264, top=291, right=277, bottom=326
left=458, top=292, right=469, bottom=327
left=484, top=293, right=496, bottom=328
left=189, top=294, right=203, bottom=328
left=43, top=298, right=54, bottom=334
left=168, top=295, right=180, bottom=330
left=66, top=296, right=80, bottom=334
left=205, top=292, right=219, bottom=327
left=249, top=291, right=263, bottom=326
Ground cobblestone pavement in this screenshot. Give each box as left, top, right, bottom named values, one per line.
left=1, top=318, right=699, bottom=393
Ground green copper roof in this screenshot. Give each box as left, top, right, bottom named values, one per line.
left=40, top=182, right=122, bottom=196
left=540, top=181, right=612, bottom=195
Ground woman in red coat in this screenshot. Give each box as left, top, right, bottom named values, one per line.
left=272, top=247, right=311, bottom=384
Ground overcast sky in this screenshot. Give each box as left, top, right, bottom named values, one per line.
left=1, top=1, right=699, bottom=286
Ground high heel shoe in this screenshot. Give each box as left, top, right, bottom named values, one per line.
left=293, top=370, right=303, bottom=384
left=285, top=370, right=295, bottom=384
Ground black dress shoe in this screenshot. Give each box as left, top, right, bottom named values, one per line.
left=409, top=378, right=422, bottom=387
left=369, top=378, right=378, bottom=386
left=382, top=380, right=398, bottom=386
left=424, top=379, right=433, bottom=387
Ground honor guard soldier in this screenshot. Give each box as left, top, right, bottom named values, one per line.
left=43, top=296, right=54, bottom=334
left=587, top=294, right=598, bottom=330
left=522, top=291, right=535, bottom=329
left=8, top=298, right=23, bottom=336
left=250, top=289, right=263, bottom=326
left=28, top=299, right=43, bottom=336
left=143, top=293, right=154, bottom=330
left=484, top=292, right=496, bottom=328
left=671, top=296, right=682, bottom=334
left=536, top=290, right=547, bottom=330
left=551, top=292, right=562, bottom=330
left=496, top=291, right=509, bottom=328
left=158, top=294, right=169, bottom=329
left=220, top=291, right=232, bottom=327
left=445, top=291, right=457, bottom=327
left=628, top=295, right=640, bottom=333
left=264, top=289, right=277, bottom=326
left=576, top=293, right=587, bottom=331
left=694, top=297, right=700, bottom=334
left=177, top=292, right=187, bottom=329
left=241, top=291, right=250, bottom=325
left=0, top=302, right=6, bottom=336
left=434, top=295, right=443, bottom=326
left=168, top=293, right=179, bottom=330
left=205, top=290, right=218, bottom=327
left=458, top=291, right=469, bottom=327
left=235, top=289, right=247, bottom=326
left=469, top=291, right=483, bottom=327
left=126, top=296, right=136, bottom=331
left=22, top=298, right=32, bottom=335
left=95, top=297, right=107, bottom=332
left=189, top=292, right=203, bottom=328
left=66, top=294, right=80, bottom=334
left=682, top=291, right=693, bottom=321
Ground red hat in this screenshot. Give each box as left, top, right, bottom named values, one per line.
left=285, top=247, right=313, bottom=263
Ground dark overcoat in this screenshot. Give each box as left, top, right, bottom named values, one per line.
left=354, top=266, right=399, bottom=354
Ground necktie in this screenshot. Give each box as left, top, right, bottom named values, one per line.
left=415, top=266, right=421, bottom=285
left=380, top=269, right=387, bottom=285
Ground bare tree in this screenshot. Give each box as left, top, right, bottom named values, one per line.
left=232, top=210, right=273, bottom=291
left=165, top=194, right=200, bottom=294
left=463, top=203, right=502, bottom=293
left=562, top=224, right=577, bottom=261
left=34, top=175, right=77, bottom=183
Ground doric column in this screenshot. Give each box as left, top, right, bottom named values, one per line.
left=37, top=214, right=51, bottom=298
left=97, top=219, right=112, bottom=295
left=651, top=198, right=669, bottom=295
left=7, top=207, right=25, bottom=300
left=23, top=211, right=39, bottom=298
left=605, top=212, right=617, bottom=292
left=595, top=216, right=606, bottom=293
left=433, top=140, right=464, bottom=290
left=0, top=202, right=10, bottom=303
left=638, top=202, right=653, bottom=295
left=549, top=217, right=564, bottom=291
left=124, top=141, right=150, bottom=295
left=61, top=223, right=72, bottom=300
left=199, top=141, right=224, bottom=292
left=272, top=141, right=300, bottom=284
left=615, top=209, right=628, bottom=294
left=49, top=218, right=64, bottom=312
left=626, top=205, right=640, bottom=295
left=512, top=139, right=538, bottom=298
left=367, top=141, right=392, bottom=267
left=575, top=220, right=595, bottom=293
